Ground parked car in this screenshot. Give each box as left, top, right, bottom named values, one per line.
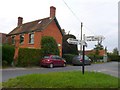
left=40, top=55, right=66, bottom=68
left=72, top=55, right=91, bottom=65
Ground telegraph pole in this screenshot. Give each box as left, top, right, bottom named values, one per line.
left=80, top=22, right=83, bottom=55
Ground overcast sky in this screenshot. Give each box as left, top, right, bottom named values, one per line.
left=0, top=0, right=119, bottom=52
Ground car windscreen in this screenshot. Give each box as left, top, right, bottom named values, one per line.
left=43, top=56, right=50, bottom=59
left=74, top=55, right=89, bottom=60
left=85, top=56, right=89, bottom=60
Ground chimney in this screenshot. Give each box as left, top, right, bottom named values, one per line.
left=18, top=17, right=23, bottom=26
left=50, top=6, right=56, bottom=18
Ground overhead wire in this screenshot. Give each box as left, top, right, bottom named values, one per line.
left=62, top=0, right=96, bottom=36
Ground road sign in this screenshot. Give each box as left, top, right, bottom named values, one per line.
left=85, top=35, right=105, bottom=41
left=67, top=38, right=79, bottom=45
left=67, top=38, right=85, bottom=45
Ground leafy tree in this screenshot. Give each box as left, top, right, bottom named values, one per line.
left=62, top=34, right=78, bottom=55
left=41, top=36, right=60, bottom=56
left=94, top=43, right=104, bottom=55
left=113, top=48, right=119, bottom=55
left=94, top=43, right=104, bottom=50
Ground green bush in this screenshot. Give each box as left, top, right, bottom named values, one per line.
left=41, top=36, right=60, bottom=56
left=87, top=54, right=103, bottom=62
left=62, top=34, right=78, bottom=55
left=2, top=44, right=15, bottom=66
left=63, top=54, right=76, bottom=64
left=108, top=54, right=120, bottom=62
left=17, top=48, right=42, bottom=67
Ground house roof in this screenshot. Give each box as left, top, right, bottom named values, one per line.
left=8, top=17, right=64, bottom=36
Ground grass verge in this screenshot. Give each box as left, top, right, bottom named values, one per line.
left=0, top=82, right=2, bottom=88
left=2, top=71, right=119, bottom=88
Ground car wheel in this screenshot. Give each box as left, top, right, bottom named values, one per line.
left=63, top=63, right=66, bottom=67
left=49, top=63, right=53, bottom=68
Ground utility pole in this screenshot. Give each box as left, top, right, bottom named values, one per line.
left=80, top=22, right=83, bottom=55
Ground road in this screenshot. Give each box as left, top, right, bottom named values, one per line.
left=2, top=62, right=119, bottom=82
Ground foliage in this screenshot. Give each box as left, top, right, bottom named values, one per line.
left=17, top=48, right=42, bottom=67
left=62, top=34, right=78, bottom=55
left=62, top=54, right=75, bottom=64
left=112, top=47, right=119, bottom=55
left=3, top=71, right=119, bottom=88
left=87, top=53, right=103, bottom=62
left=107, top=53, right=120, bottom=62
left=94, top=43, right=104, bottom=56
left=2, top=44, right=15, bottom=66
left=94, top=43, right=104, bottom=50
left=41, top=36, right=60, bottom=56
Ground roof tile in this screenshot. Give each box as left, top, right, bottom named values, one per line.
left=8, top=17, right=52, bottom=35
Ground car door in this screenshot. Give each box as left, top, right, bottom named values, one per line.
left=56, top=56, right=63, bottom=66
left=51, top=55, right=58, bottom=66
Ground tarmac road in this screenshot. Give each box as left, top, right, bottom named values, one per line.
left=2, top=61, right=119, bottom=82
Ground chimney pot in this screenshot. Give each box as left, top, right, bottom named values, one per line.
left=50, top=6, right=56, bottom=18
left=18, top=17, right=23, bottom=26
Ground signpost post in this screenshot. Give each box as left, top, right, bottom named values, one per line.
left=67, top=37, right=86, bottom=74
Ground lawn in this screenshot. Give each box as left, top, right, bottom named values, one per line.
left=0, top=82, right=2, bottom=88
left=2, top=71, right=119, bottom=88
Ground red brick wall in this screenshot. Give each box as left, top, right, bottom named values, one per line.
left=14, top=32, right=42, bottom=49
left=42, top=20, right=62, bottom=56
left=85, top=50, right=105, bottom=56
left=7, top=19, right=62, bottom=56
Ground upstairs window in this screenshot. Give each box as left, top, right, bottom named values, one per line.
left=29, top=33, right=34, bottom=44
left=12, top=36, right=15, bottom=44
left=20, top=34, right=24, bottom=44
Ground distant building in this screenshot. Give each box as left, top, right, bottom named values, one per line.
left=0, top=33, right=7, bottom=44
left=85, top=50, right=105, bottom=56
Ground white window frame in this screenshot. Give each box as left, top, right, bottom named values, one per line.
left=20, top=34, right=24, bottom=44
left=29, top=33, right=34, bottom=44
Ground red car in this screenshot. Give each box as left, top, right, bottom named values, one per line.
left=40, top=55, right=66, bottom=68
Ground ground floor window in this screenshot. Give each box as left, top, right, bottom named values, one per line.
left=20, top=34, right=24, bottom=44
left=29, top=33, right=34, bottom=44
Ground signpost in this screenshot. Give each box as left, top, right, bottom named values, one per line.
left=85, top=35, right=105, bottom=44
left=67, top=38, right=84, bottom=45
left=67, top=35, right=105, bottom=75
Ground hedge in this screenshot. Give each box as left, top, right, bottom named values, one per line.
left=17, top=48, right=42, bottom=67
left=108, top=54, right=120, bottom=62
left=2, top=44, right=15, bottom=66
left=41, top=36, right=60, bottom=56
left=62, top=54, right=76, bottom=64
left=87, top=54, right=103, bottom=62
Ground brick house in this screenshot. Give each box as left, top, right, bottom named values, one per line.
left=85, top=50, right=105, bottom=56
left=7, top=6, right=63, bottom=56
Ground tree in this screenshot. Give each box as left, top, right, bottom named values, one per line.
left=41, top=36, right=60, bottom=56
left=62, top=34, right=78, bottom=55
left=113, top=48, right=119, bottom=55
left=94, top=43, right=104, bottom=50
left=94, top=43, right=104, bottom=55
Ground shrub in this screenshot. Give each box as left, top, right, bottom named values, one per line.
left=87, top=54, right=103, bottom=62
left=17, top=48, right=42, bottom=67
left=108, top=54, right=120, bottom=62
left=2, top=44, right=15, bottom=66
left=62, top=34, right=78, bottom=55
left=41, top=36, right=60, bottom=56
left=63, top=54, right=76, bottom=64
